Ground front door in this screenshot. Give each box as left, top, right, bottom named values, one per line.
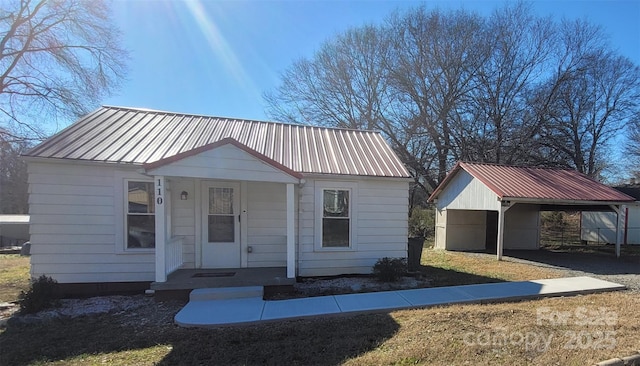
left=202, top=182, right=240, bottom=268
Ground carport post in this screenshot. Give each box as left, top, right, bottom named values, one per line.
left=497, top=201, right=514, bottom=261
left=611, top=204, right=623, bottom=258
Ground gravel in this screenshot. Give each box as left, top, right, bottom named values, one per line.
left=500, top=250, right=640, bottom=292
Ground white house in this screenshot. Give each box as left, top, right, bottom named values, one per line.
left=428, top=162, right=635, bottom=259
left=23, top=106, right=410, bottom=293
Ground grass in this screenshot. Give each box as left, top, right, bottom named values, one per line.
left=1, top=249, right=638, bottom=365
left=419, top=249, right=563, bottom=286
left=0, top=254, right=30, bottom=302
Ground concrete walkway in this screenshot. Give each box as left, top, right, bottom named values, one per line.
left=174, top=276, right=625, bottom=328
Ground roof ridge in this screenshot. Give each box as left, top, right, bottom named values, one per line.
left=461, top=161, right=571, bottom=171
left=100, top=105, right=381, bottom=134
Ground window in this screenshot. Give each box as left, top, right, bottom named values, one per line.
left=322, top=189, right=351, bottom=247
left=126, top=181, right=155, bottom=248
left=208, top=187, right=235, bottom=242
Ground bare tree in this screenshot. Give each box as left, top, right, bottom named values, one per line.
left=0, top=0, right=127, bottom=142
left=266, top=1, right=640, bottom=193
left=538, top=20, right=640, bottom=177
left=265, top=25, right=391, bottom=130
left=386, top=7, right=489, bottom=188
left=0, top=133, right=29, bottom=213
left=625, top=119, right=640, bottom=178
left=469, top=3, right=555, bottom=165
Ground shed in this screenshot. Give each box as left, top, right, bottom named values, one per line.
left=581, top=186, right=640, bottom=245
left=428, top=162, right=635, bottom=259
left=0, top=214, right=30, bottom=247
left=23, top=106, right=411, bottom=291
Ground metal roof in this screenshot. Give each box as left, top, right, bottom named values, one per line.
left=429, top=162, right=635, bottom=203
left=25, top=106, right=410, bottom=178
left=613, top=186, right=640, bottom=201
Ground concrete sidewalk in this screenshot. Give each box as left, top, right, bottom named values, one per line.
left=174, top=276, right=625, bottom=328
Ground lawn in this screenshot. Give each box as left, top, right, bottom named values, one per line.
left=0, top=254, right=30, bottom=303
left=1, top=250, right=638, bottom=365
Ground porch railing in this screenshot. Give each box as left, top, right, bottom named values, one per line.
left=166, top=236, right=184, bottom=276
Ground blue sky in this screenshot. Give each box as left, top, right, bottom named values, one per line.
left=105, top=0, right=640, bottom=122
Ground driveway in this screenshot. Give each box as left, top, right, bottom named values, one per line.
left=503, top=249, right=640, bottom=291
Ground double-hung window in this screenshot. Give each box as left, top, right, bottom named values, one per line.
left=126, top=181, right=155, bottom=249
left=322, top=189, right=350, bottom=247
left=315, top=182, right=357, bottom=250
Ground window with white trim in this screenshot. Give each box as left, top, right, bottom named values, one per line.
left=322, top=189, right=350, bottom=247
left=315, top=181, right=357, bottom=250
left=126, top=181, right=155, bottom=249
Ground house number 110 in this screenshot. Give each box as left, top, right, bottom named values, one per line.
left=156, top=179, right=164, bottom=205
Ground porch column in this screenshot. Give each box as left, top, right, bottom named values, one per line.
left=155, top=176, right=167, bottom=282
left=286, top=183, right=296, bottom=278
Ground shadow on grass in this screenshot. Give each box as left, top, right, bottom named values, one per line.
left=417, top=264, right=506, bottom=287
left=0, top=312, right=400, bottom=365
left=505, top=248, right=640, bottom=275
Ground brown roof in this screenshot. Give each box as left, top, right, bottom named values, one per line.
left=26, top=106, right=410, bottom=178
left=429, top=162, right=635, bottom=203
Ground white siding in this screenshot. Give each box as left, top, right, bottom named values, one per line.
left=146, top=144, right=298, bottom=183
left=579, top=206, right=640, bottom=245
left=170, top=179, right=196, bottom=268
left=246, top=181, right=287, bottom=267
left=503, top=204, right=540, bottom=249
left=298, top=178, right=409, bottom=276
left=436, top=170, right=500, bottom=211
left=28, top=162, right=155, bottom=283
left=626, top=205, right=640, bottom=244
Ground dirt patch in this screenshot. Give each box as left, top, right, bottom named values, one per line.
left=297, top=275, right=427, bottom=295
left=3, top=295, right=185, bottom=328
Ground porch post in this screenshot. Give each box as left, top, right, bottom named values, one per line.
left=286, top=183, right=296, bottom=278
left=155, top=176, right=167, bottom=282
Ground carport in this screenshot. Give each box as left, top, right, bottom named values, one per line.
left=428, top=162, right=636, bottom=260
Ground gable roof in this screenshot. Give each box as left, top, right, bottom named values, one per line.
left=25, top=106, right=410, bottom=178
left=429, top=162, right=635, bottom=203
left=143, top=137, right=304, bottom=180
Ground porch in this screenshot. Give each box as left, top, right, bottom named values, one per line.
left=150, top=267, right=295, bottom=291
left=145, top=139, right=303, bottom=284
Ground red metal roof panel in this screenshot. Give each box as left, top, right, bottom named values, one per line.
left=429, top=162, right=635, bottom=203
left=25, top=106, right=410, bottom=178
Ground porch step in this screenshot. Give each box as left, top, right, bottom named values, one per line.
left=190, top=286, right=264, bottom=301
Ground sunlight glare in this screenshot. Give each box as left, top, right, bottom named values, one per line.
left=183, top=1, right=263, bottom=103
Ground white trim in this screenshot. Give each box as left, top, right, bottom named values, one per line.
left=303, top=173, right=412, bottom=182
left=22, top=156, right=144, bottom=168
left=240, top=181, right=248, bottom=268
left=194, top=179, right=202, bottom=268
left=114, top=171, right=156, bottom=255
left=286, top=183, right=296, bottom=278
left=155, top=176, right=167, bottom=282
left=200, top=181, right=241, bottom=268
left=314, top=181, right=358, bottom=252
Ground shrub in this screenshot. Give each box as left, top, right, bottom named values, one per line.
left=409, top=206, right=435, bottom=239
left=373, top=257, right=407, bottom=282
left=19, top=275, right=60, bottom=314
